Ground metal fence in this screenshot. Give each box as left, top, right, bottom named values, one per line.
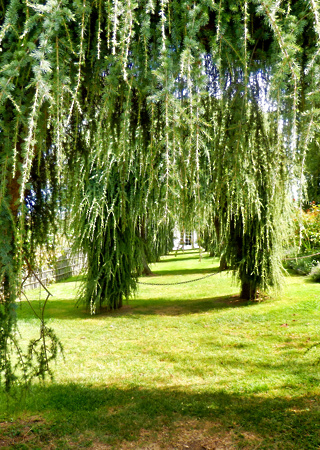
left=23, top=252, right=86, bottom=290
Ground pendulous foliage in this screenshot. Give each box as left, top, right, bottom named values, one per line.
left=1, top=0, right=320, bottom=387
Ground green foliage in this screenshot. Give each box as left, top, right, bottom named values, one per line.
left=286, top=256, right=320, bottom=276
left=0, top=302, right=18, bottom=391
left=305, top=141, right=320, bottom=203
left=285, top=204, right=320, bottom=275
left=142, top=221, right=174, bottom=264
left=202, top=83, right=289, bottom=298
left=27, top=322, right=63, bottom=381
left=310, top=262, right=320, bottom=282
left=0, top=295, right=63, bottom=391
left=298, top=204, right=320, bottom=253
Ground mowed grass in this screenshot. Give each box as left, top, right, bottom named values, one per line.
left=1, top=250, right=320, bottom=449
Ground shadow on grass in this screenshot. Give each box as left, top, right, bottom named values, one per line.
left=304, top=277, right=320, bottom=284
left=2, top=383, right=319, bottom=448
left=148, top=267, right=220, bottom=276
left=16, top=298, right=89, bottom=320
left=157, top=254, right=216, bottom=264
left=129, top=295, right=251, bottom=316
left=168, top=250, right=205, bottom=257
left=16, top=294, right=251, bottom=321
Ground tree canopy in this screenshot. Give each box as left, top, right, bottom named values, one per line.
left=1, top=0, right=320, bottom=388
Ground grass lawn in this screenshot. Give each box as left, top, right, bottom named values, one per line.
left=1, top=250, right=320, bottom=449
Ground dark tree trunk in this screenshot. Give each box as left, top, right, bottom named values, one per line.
left=0, top=172, right=21, bottom=390
left=240, top=281, right=257, bottom=300
left=142, top=257, right=153, bottom=276
left=139, top=217, right=153, bottom=275
left=219, top=255, right=228, bottom=271
left=117, top=295, right=123, bottom=309
left=2, top=171, right=20, bottom=297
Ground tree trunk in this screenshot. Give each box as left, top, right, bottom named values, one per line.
left=2, top=171, right=20, bottom=298
left=139, top=218, right=153, bottom=275
left=219, top=255, right=228, bottom=271
left=0, top=172, right=21, bottom=390
left=240, top=281, right=257, bottom=300
left=142, top=257, right=153, bottom=276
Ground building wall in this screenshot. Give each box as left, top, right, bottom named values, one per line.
left=173, top=229, right=198, bottom=250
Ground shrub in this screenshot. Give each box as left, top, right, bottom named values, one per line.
left=310, top=263, right=320, bottom=282
left=293, top=203, right=320, bottom=253
left=285, top=256, right=320, bottom=275
left=286, top=203, right=320, bottom=275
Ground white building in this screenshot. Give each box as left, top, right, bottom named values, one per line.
left=173, top=228, right=198, bottom=250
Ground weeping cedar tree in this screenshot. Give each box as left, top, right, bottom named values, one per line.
left=1, top=1, right=320, bottom=388
left=201, top=64, right=289, bottom=299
